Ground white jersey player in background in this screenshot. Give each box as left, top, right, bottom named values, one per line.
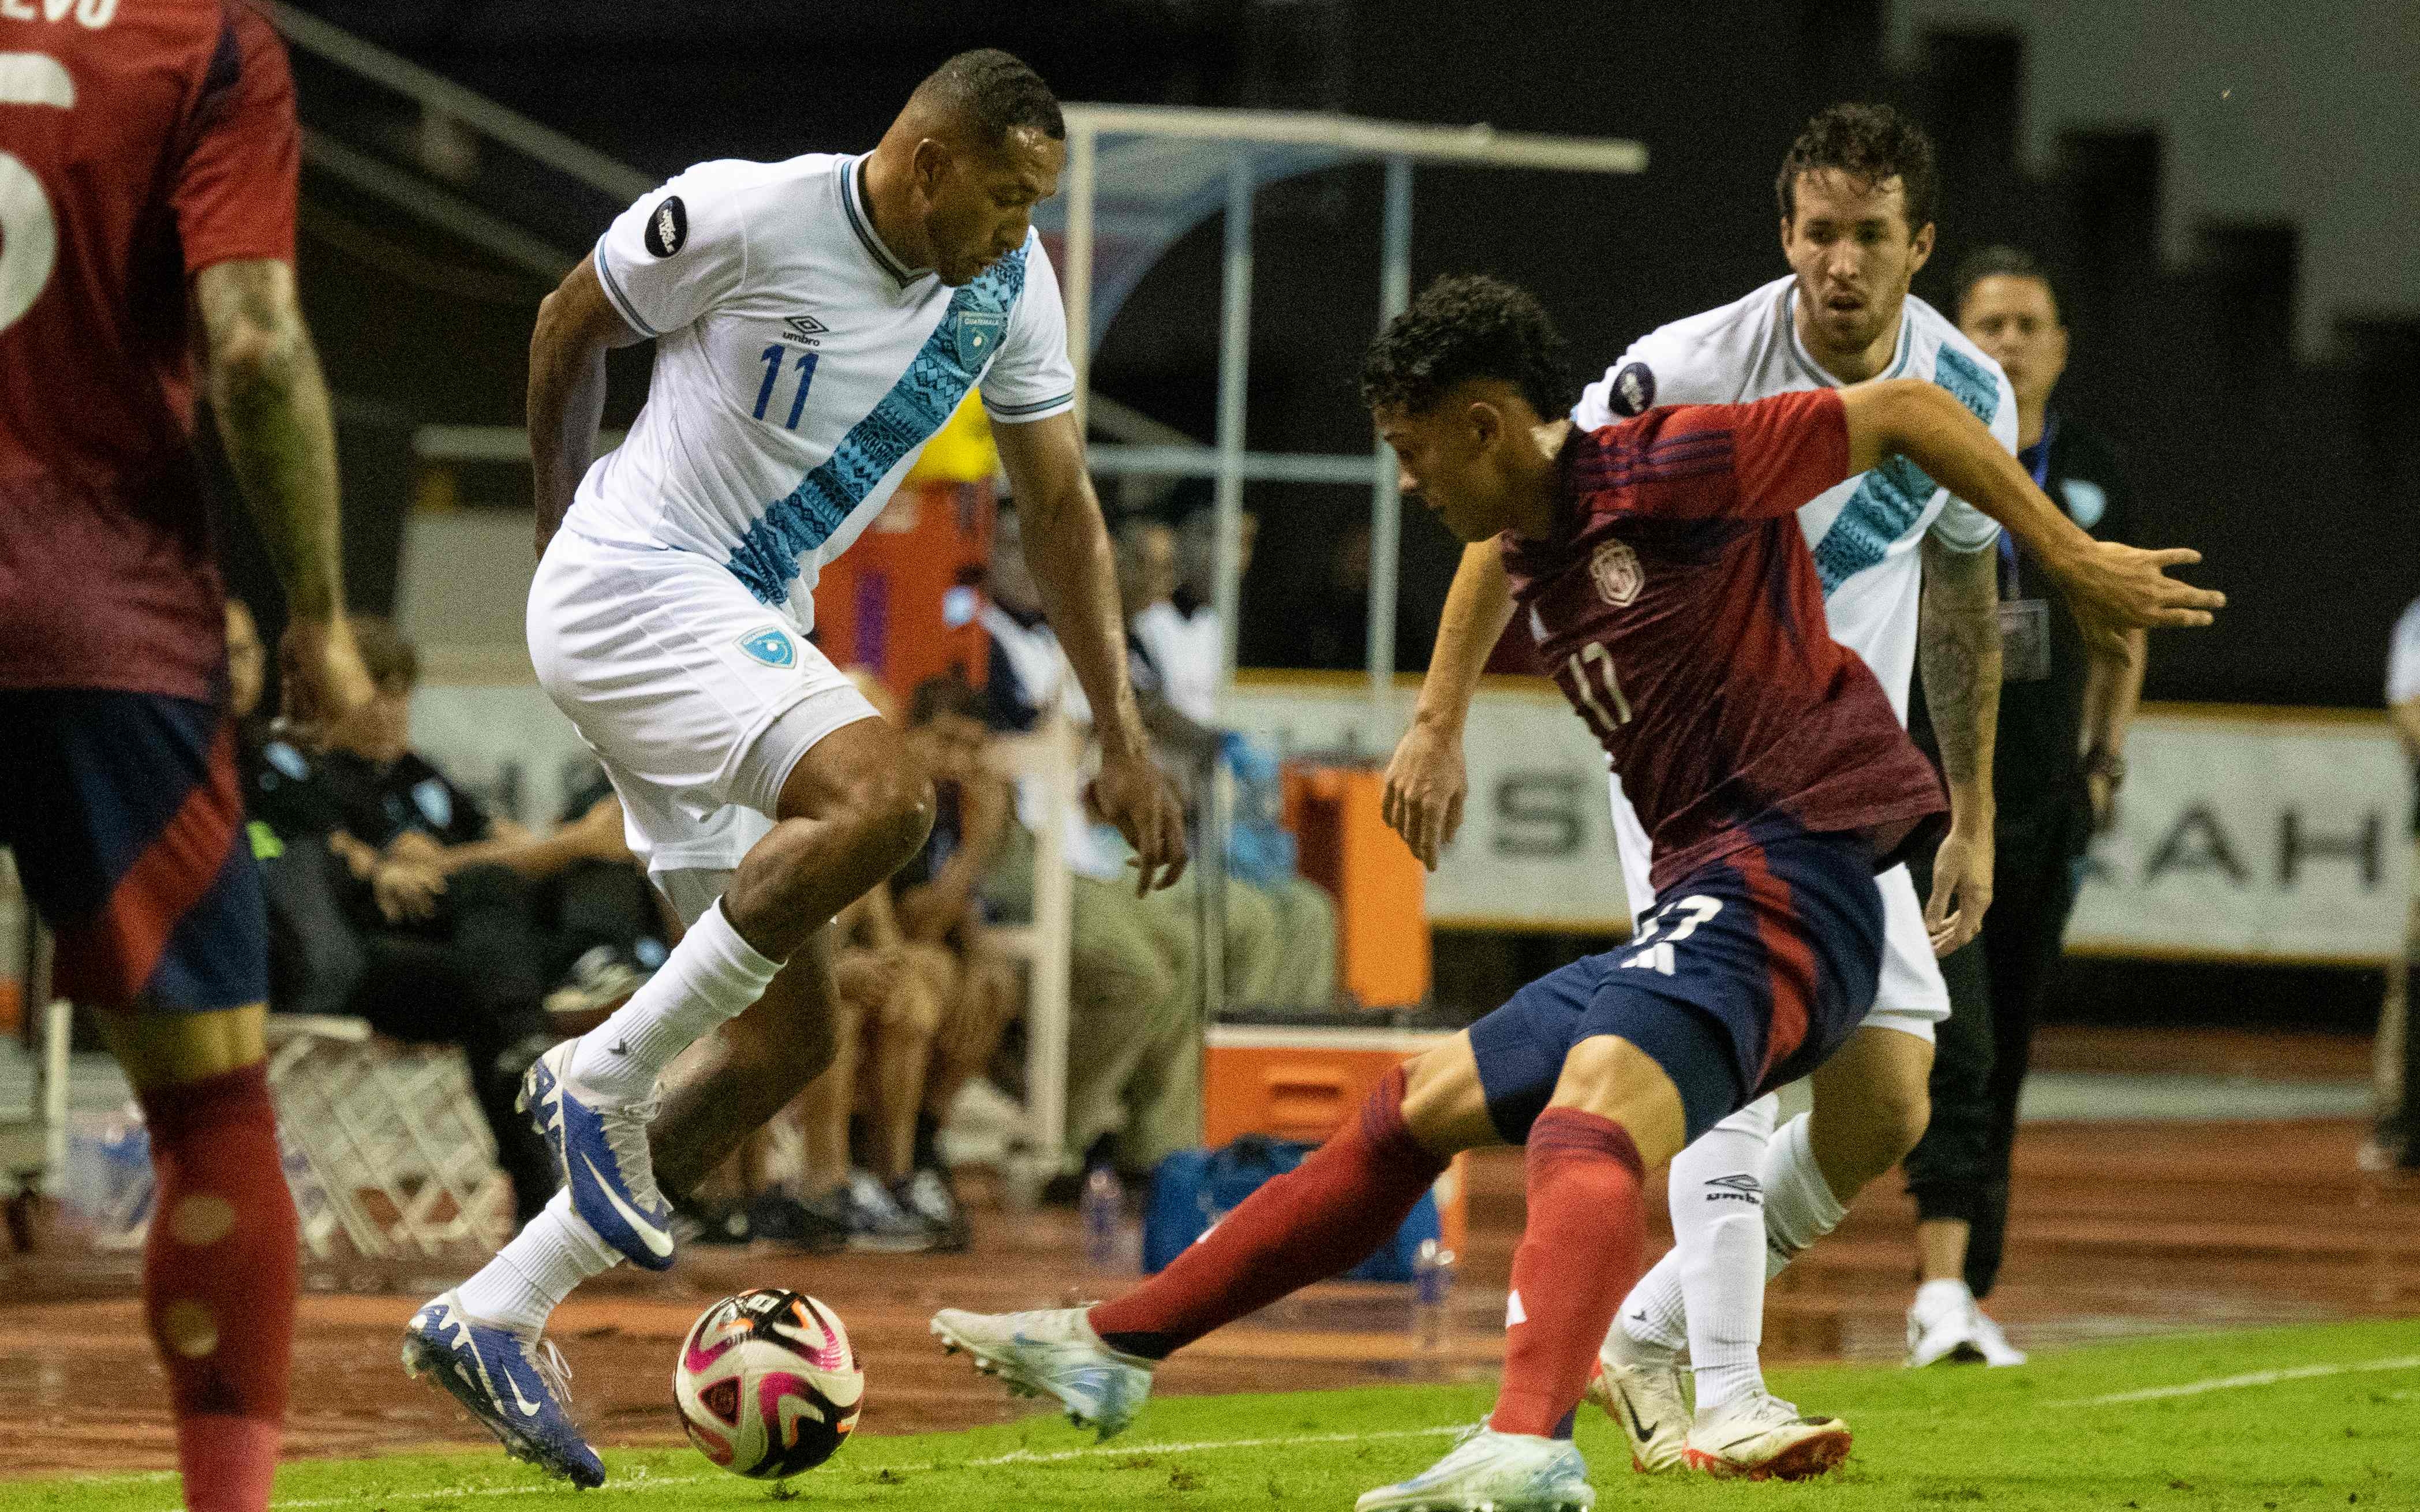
left=403, top=51, right=1187, bottom=1487
left=1385, top=103, right=2017, bottom=1478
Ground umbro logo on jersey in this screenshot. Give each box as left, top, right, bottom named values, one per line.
left=644, top=195, right=688, bottom=258
left=739, top=626, right=796, bottom=668
left=1589, top=538, right=1644, bottom=607
left=781, top=313, right=828, bottom=346
left=1705, top=1172, right=1763, bottom=1205
left=1609, top=361, right=1655, bottom=417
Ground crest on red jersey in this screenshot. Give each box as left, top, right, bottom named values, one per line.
left=1589, top=540, right=1643, bottom=607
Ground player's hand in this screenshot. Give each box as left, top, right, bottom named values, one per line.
left=1090, top=747, right=1188, bottom=895
left=2054, top=541, right=2224, bottom=659
left=279, top=615, right=376, bottom=740
left=1925, top=823, right=1993, bottom=956
left=372, top=859, right=446, bottom=925
left=1382, top=718, right=1467, bottom=871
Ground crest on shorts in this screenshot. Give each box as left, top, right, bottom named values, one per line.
left=951, top=307, right=1007, bottom=370
left=739, top=626, right=796, bottom=668
left=1589, top=538, right=1644, bottom=607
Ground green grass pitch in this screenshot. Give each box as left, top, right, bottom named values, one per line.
left=17, top=1319, right=2420, bottom=1511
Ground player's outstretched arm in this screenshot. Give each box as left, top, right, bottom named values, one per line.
left=1838, top=379, right=2224, bottom=655
left=1384, top=542, right=1516, bottom=871
left=993, top=411, right=1189, bottom=894
left=197, top=258, right=373, bottom=731
left=528, top=256, right=647, bottom=558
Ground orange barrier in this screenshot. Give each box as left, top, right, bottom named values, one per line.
left=1203, top=1022, right=1465, bottom=1257
left=1280, top=764, right=1430, bottom=1009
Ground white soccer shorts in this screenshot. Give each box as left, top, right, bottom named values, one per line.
left=1611, top=775, right=1948, bottom=1045
left=528, top=527, right=879, bottom=922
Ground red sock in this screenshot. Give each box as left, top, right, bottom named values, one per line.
left=1090, top=1066, right=1445, bottom=1358
left=1491, top=1107, right=1647, bottom=1438
left=138, top=1061, right=298, bottom=1512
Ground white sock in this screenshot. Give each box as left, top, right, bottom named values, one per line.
left=1675, top=1096, right=1778, bottom=1413
left=1759, top=1111, right=1848, bottom=1278
left=457, top=1188, right=619, bottom=1333
left=569, top=899, right=781, bottom=1103
left=1605, top=1097, right=1777, bottom=1372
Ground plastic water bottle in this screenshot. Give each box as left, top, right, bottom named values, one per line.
left=1412, top=1238, right=1456, bottom=1353
left=1080, top=1168, right=1122, bottom=1271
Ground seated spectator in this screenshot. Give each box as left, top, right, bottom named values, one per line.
left=230, top=602, right=581, bottom=1225
left=231, top=606, right=646, bottom=1227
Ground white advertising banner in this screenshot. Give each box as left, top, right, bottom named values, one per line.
left=2066, top=710, right=2407, bottom=964
left=1224, top=678, right=2408, bottom=961
left=413, top=668, right=2407, bottom=963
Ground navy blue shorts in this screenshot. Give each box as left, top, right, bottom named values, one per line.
left=1470, top=825, right=1885, bottom=1146
left=0, top=690, right=267, bottom=1013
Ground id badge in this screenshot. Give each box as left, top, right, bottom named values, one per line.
left=1999, top=598, right=2051, bottom=682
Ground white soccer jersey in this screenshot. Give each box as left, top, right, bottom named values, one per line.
left=1576, top=275, right=2015, bottom=1023
left=1576, top=272, right=2017, bottom=722
left=569, top=153, right=1076, bottom=627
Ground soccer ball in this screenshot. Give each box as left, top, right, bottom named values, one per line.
left=674, top=1288, right=864, bottom=1477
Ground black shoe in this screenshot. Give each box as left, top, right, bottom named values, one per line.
left=746, top=1191, right=847, bottom=1254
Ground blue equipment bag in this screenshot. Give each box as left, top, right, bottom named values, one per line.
left=1143, top=1134, right=1441, bottom=1281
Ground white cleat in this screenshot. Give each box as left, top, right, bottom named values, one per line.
left=1355, top=1427, right=1594, bottom=1512
left=929, top=1306, right=1154, bottom=1440
left=1906, top=1278, right=1988, bottom=1367
left=1970, top=1307, right=2027, bottom=1367
left=1581, top=1347, right=1690, bottom=1474
left=1683, top=1393, right=1851, bottom=1481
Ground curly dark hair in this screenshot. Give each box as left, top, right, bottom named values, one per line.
left=1952, top=244, right=2060, bottom=318
left=1359, top=274, right=1574, bottom=421
left=1775, top=102, right=1938, bottom=233
left=917, top=48, right=1064, bottom=145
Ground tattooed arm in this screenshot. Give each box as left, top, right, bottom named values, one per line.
left=1917, top=533, right=2002, bottom=955
left=197, top=258, right=373, bottom=729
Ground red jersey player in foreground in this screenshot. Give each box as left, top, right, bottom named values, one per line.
left=0, top=4, right=371, bottom=1508
left=930, top=275, right=2217, bottom=1511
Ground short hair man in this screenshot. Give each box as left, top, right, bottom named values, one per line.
left=1898, top=246, right=2148, bottom=1363
left=407, top=50, right=1187, bottom=1485
left=933, top=274, right=2216, bottom=1509
left=1389, top=103, right=2019, bottom=1464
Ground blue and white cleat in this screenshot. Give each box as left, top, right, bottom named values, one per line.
left=930, top=1305, right=1154, bottom=1440
left=1356, top=1427, right=1596, bottom=1512
left=402, top=1291, right=604, bottom=1488
left=521, top=1037, right=674, bottom=1270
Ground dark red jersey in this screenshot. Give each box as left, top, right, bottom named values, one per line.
left=1501, top=388, right=1946, bottom=893
left=0, top=0, right=300, bottom=699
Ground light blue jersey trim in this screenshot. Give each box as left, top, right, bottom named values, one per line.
left=1809, top=341, right=2003, bottom=594
left=985, top=390, right=1076, bottom=418
left=725, top=248, right=1031, bottom=605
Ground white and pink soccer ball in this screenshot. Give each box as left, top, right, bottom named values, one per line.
left=674, top=1288, right=864, bottom=1478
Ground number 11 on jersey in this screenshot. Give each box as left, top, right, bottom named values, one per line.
left=753, top=345, right=818, bottom=430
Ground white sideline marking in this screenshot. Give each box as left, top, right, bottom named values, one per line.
left=2055, top=1353, right=2420, bottom=1406
left=135, top=1425, right=1471, bottom=1510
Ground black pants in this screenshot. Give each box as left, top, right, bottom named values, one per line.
left=343, top=864, right=559, bottom=1223
left=1901, top=794, right=2090, bottom=1299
